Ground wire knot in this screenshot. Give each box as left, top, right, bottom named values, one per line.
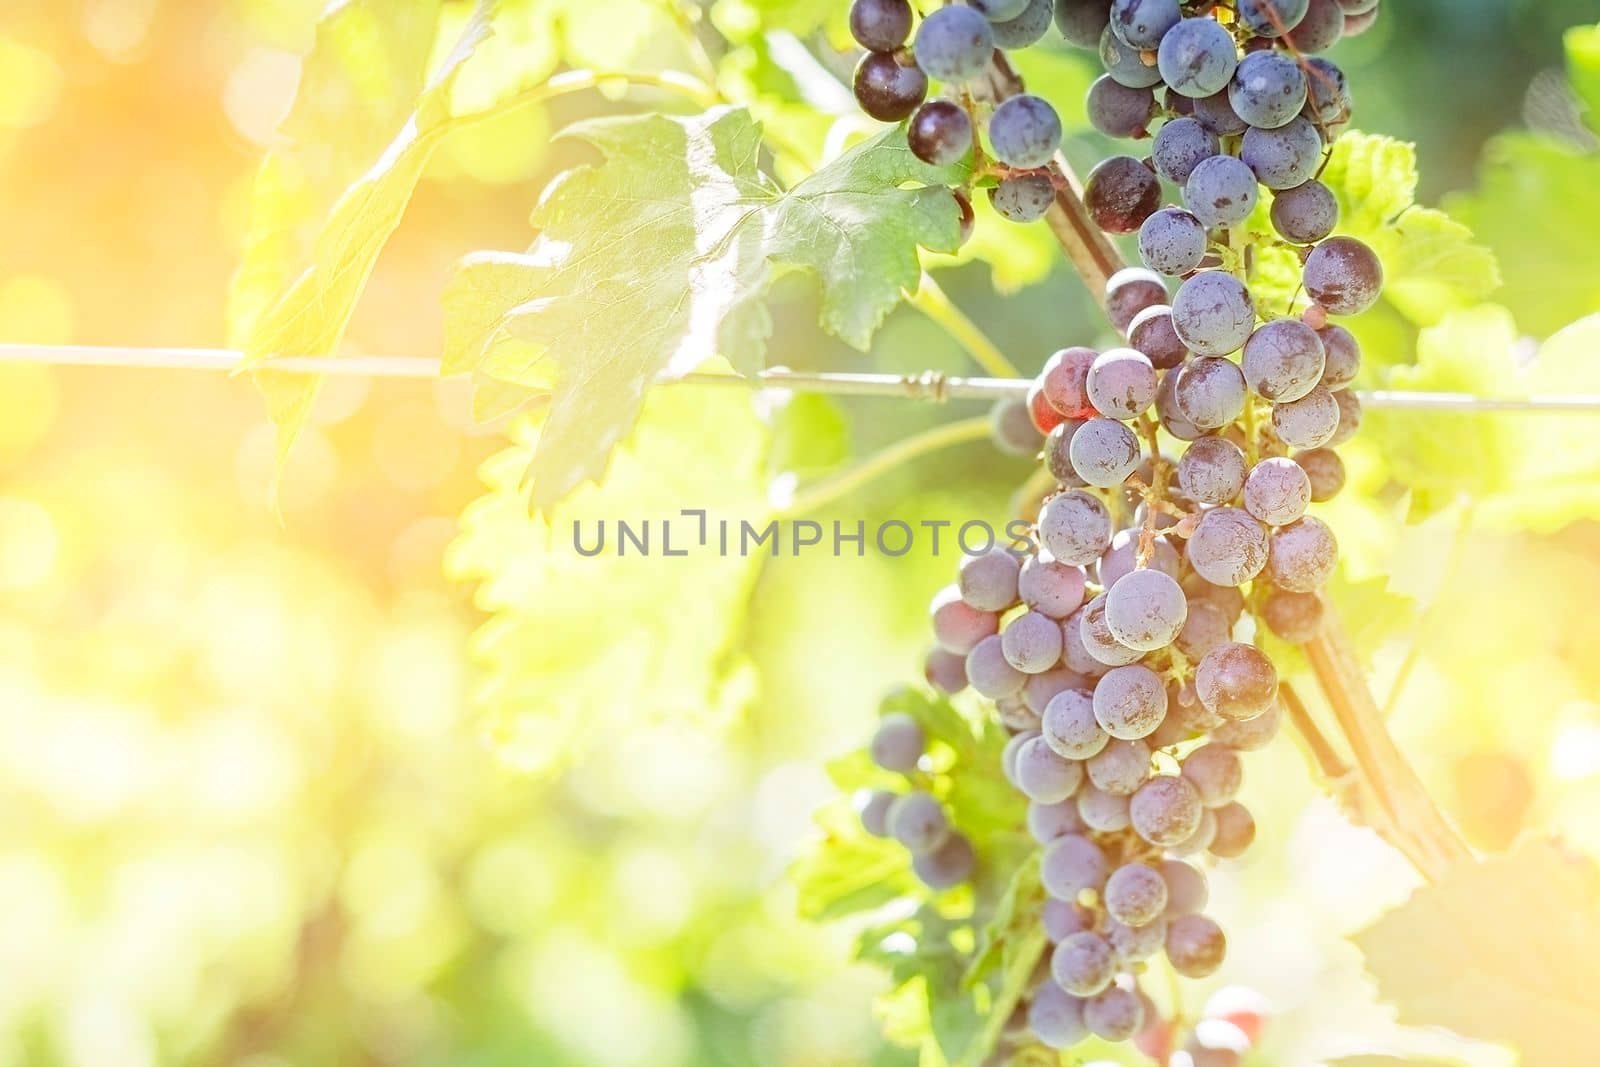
left=905, top=370, right=949, bottom=403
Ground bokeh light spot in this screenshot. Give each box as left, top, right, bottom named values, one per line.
left=0, top=38, right=63, bottom=129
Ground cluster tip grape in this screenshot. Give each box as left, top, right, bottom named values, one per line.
left=845, top=0, right=1383, bottom=1059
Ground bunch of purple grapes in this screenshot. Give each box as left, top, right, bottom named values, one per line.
left=875, top=1, right=1385, bottom=1058
left=850, top=0, right=1381, bottom=238
left=848, top=0, right=1068, bottom=228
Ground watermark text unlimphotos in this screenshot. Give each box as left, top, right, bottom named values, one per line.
left=573, top=511, right=1035, bottom=558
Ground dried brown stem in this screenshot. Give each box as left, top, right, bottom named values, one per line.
left=1305, top=610, right=1473, bottom=880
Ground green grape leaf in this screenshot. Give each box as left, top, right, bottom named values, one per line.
left=964, top=852, right=1044, bottom=989
left=799, top=686, right=1032, bottom=1066
left=230, top=2, right=492, bottom=466
left=230, top=0, right=694, bottom=473
left=1365, top=305, right=1525, bottom=516
left=711, top=0, right=849, bottom=46
left=890, top=688, right=1025, bottom=846
left=766, top=392, right=852, bottom=480
left=1367, top=309, right=1600, bottom=531
left=794, top=798, right=920, bottom=920
left=865, top=914, right=983, bottom=1064
left=926, top=948, right=989, bottom=1067
left=446, top=382, right=770, bottom=775
left=1355, top=839, right=1600, bottom=1067
left=1247, top=133, right=1498, bottom=370
left=862, top=906, right=1012, bottom=1067
left=1446, top=132, right=1600, bottom=338
left=1565, top=22, right=1600, bottom=134
left=1441, top=25, right=1600, bottom=334
left=444, top=109, right=965, bottom=512
left=227, top=0, right=446, bottom=345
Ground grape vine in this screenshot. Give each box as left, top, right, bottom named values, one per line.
left=842, top=0, right=1401, bottom=1060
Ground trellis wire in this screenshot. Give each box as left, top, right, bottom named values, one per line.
left=2, top=343, right=1598, bottom=413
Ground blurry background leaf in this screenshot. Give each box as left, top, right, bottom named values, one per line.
left=765, top=392, right=853, bottom=480
left=447, top=383, right=770, bottom=776
left=1356, top=840, right=1600, bottom=1067
left=1568, top=23, right=1600, bottom=126
left=230, top=0, right=695, bottom=474
left=1446, top=132, right=1600, bottom=339
left=226, top=0, right=447, bottom=344
left=230, top=2, right=491, bottom=466
left=1444, top=25, right=1600, bottom=337
left=1367, top=310, right=1600, bottom=530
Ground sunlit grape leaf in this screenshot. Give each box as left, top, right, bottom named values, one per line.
left=860, top=906, right=992, bottom=1065
left=800, top=686, right=1031, bottom=1065
left=232, top=1, right=499, bottom=476
left=766, top=392, right=852, bottom=480
left=924, top=940, right=987, bottom=1065
left=1248, top=133, right=1498, bottom=370
left=874, top=975, right=935, bottom=1052
left=1446, top=132, right=1600, bottom=338
left=964, top=852, right=1044, bottom=988
left=1564, top=22, right=1600, bottom=134
left=227, top=0, right=447, bottom=345
left=711, top=0, right=849, bottom=46
left=1356, top=839, right=1600, bottom=1067
left=1367, top=309, right=1600, bottom=530
left=794, top=799, right=920, bottom=920
left=1362, top=305, right=1524, bottom=517
left=229, top=3, right=491, bottom=466
left=884, top=688, right=1024, bottom=845
left=230, top=0, right=694, bottom=473
left=443, top=110, right=965, bottom=512
left=868, top=942, right=979, bottom=1064
left=446, top=383, right=769, bottom=775
left=1472, top=312, right=1600, bottom=532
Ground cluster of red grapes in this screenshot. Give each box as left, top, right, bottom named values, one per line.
left=846, top=0, right=1384, bottom=1060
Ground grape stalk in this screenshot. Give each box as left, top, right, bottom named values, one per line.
left=847, top=0, right=1386, bottom=1060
